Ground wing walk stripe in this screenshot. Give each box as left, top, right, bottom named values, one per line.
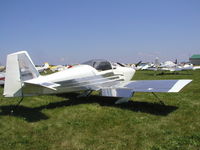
left=57, top=75, right=122, bottom=87
left=58, top=78, right=124, bottom=90
left=55, top=75, right=123, bottom=90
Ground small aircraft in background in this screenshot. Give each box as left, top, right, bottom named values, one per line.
left=36, top=62, right=50, bottom=73
left=3, top=51, right=192, bottom=104
left=137, top=57, right=200, bottom=72
left=49, top=64, right=70, bottom=72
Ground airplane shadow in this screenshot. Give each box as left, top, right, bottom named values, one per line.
left=0, top=95, right=178, bottom=122
left=0, top=105, right=49, bottom=122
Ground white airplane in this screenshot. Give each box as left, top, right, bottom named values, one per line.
left=159, top=62, right=200, bottom=72
left=36, top=62, right=50, bottom=73
left=193, top=66, right=200, bottom=70
left=50, top=64, right=68, bottom=72
left=136, top=63, right=154, bottom=70
left=148, top=59, right=199, bottom=72
left=3, top=51, right=192, bottom=104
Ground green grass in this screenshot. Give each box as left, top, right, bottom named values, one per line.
left=0, top=70, right=200, bottom=150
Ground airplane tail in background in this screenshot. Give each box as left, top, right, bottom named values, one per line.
left=44, top=62, right=50, bottom=69
left=3, top=51, right=40, bottom=97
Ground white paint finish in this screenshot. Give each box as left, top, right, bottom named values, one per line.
left=4, top=51, right=40, bottom=97
left=123, top=80, right=192, bottom=93
left=4, top=53, right=22, bottom=97
left=168, top=80, right=192, bottom=92
left=113, top=66, right=135, bottom=82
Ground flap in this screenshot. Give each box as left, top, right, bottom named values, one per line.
left=101, top=88, right=134, bottom=98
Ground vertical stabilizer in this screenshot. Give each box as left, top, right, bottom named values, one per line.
left=3, top=51, right=39, bottom=97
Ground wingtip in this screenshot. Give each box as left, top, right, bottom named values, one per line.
left=168, top=79, right=192, bottom=92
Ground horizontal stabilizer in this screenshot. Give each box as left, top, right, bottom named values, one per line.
left=24, top=81, right=60, bottom=91
left=123, top=79, right=192, bottom=93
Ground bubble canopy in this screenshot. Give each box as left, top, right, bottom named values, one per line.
left=82, top=59, right=112, bottom=71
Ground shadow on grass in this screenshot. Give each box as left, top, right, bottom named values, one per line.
left=147, top=71, right=193, bottom=76
left=0, top=105, right=49, bottom=122
left=0, top=94, right=178, bottom=122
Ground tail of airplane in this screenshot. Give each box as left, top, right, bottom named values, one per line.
left=3, top=51, right=40, bottom=97
left=44, top=62, right=50, bottom=69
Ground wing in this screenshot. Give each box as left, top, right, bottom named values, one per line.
left=101, top=80, right=192, bottom=98
left=123, top=80, right=192, bottom=92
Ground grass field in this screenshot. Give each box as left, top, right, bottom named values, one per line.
left=0, top=70, right=200, bottom=150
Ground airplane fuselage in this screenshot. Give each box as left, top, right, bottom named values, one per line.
left=23, top=64, right=135, bottom=96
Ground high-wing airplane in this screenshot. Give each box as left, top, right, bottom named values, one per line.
left=3, top=51, right=192, bottom=104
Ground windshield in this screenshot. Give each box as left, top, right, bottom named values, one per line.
left=82, top=59, right=112, bottom=71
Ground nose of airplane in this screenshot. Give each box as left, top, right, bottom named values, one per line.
left=123, top=67, right=136, bottom=81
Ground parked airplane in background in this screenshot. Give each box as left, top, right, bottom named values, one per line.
left=3, top=51, right=192, bottom=104
left=158, top=61, right=200, bottom=72
left=137, top=57, right=200, bottom=72
left=0, top=66, right=5, bottom=72
left=36, top=62, right=50, bottom=73
left=49, top=64, right=70, bottom=72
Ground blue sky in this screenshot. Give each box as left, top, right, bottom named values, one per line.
left=0, top=0, right=200, bottom=65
